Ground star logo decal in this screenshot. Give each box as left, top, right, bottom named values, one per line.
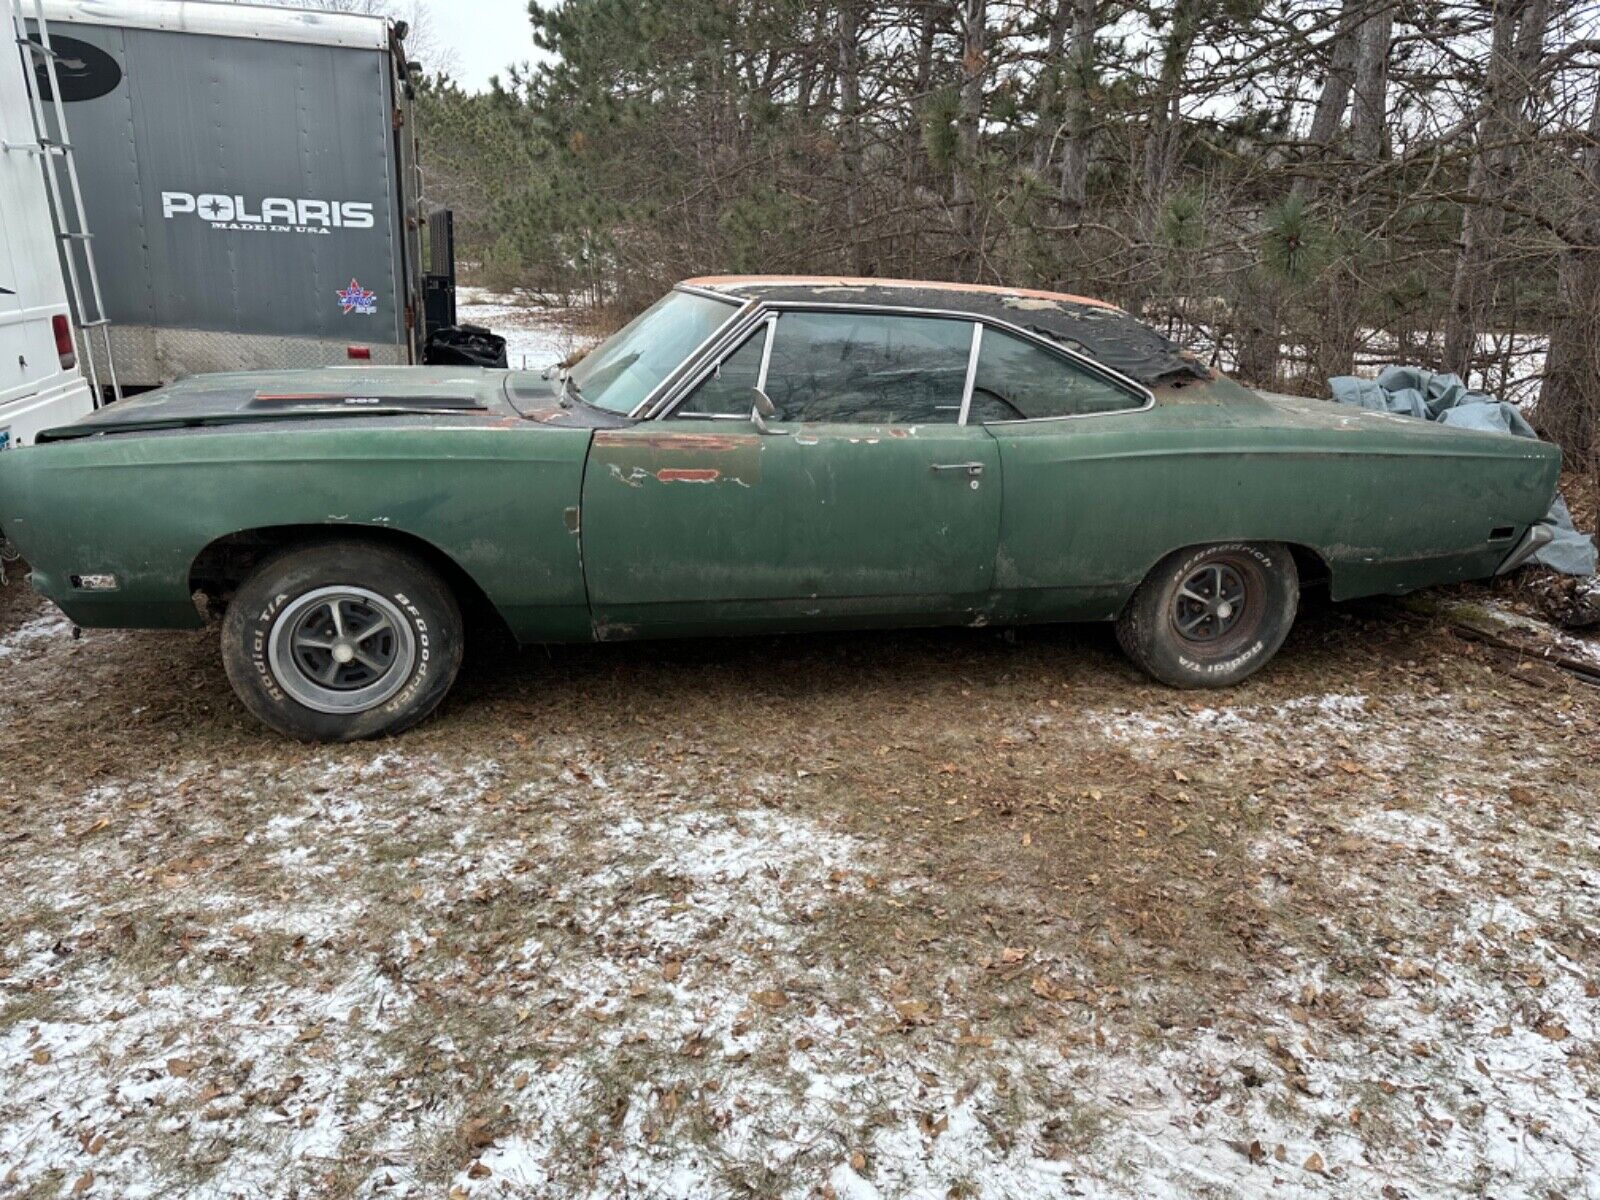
left=336, top=279, right=377, bottom=315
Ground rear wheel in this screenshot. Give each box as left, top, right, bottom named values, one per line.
left=1115, top=542, right=1298, bottom=688
left=221, top=541, right=463, bottom=741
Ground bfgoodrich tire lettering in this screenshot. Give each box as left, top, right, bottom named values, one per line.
left=1115, top=541, right=1298, bottom=688
left=221, top=541, right=463, bottom=741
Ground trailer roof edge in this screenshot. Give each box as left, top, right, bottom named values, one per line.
left=38, top=0, right=392, bottom=51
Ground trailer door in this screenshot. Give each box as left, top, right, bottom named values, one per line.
left=1, top=50, right=48, bottom=413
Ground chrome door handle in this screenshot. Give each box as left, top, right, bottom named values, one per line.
left=931, top=461, right=985, bottom=477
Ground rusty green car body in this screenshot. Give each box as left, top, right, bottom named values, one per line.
left=0, top=276, right=1561, bottom=737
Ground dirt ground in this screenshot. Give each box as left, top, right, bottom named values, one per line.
left=1, top=563, right=1598, bottom=1199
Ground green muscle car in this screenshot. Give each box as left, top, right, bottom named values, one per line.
left=0, top=277, right=1561, bottom=740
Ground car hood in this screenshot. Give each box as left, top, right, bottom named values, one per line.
left=36, top=367, right=525, bottom=442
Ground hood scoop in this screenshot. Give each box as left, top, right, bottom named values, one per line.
left=247, top=391, right=486, bottom=411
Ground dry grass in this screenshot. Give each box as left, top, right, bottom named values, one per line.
left=1, top=573, right=1598, bottom=1198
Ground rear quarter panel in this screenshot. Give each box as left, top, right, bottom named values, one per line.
left=990, top=380, right=1560, bottom=619
left=0, top=424, right=592, bottom=639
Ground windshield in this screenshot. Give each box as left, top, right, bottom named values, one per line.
left=567, top=290, right=739, bottom=414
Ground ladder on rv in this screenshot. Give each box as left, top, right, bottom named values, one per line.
left=3, top=0, right=119, bottom=405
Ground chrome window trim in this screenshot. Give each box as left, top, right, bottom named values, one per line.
left=957, top=322, right=983, bottom=426
left=755, top=315, right=776, bottom=391
left=652, top=309, right=776, bottom=421
left=969, top=323, right=1154, bottom=425
left=622, top=286, right=752, bottom=419
left=648, top=304, right=776, bottom=420
left=647, top=298, right=1155, bottom=423
left=676, top=282, right=742, bottom=303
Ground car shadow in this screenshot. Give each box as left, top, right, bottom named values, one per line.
left=447, top=589, right=1382, bottom=718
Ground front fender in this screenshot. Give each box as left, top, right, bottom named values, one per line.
left=0, top=425, right=594, bottom=640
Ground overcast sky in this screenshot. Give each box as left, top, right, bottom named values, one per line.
left=415, top=0, right=543, bottom=91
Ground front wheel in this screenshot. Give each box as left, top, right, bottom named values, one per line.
left=1115, top=542, right=1298, bottom=688
left=221, top=541, right=463, bottom=741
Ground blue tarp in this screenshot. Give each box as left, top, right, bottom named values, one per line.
left=1328, top=366, right=1597, bottom=577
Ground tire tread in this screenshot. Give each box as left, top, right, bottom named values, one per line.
left=1114, top=542, right=1298, bottom=689
left=220, top=540, right=463, bottom=741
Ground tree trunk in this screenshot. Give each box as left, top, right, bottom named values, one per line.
left=1315, top=0, right=1392, bottom=380
left=1235, top=282, right=1282, bottom=390
left=953, top=0, right=987, bottom=264
left=1350, top=2, right=1392, bottom=164
left=1056, top=0, right=1097, bottom=222
left=1032, top=1, right=1069, bottom=177
left=1443, top=0, right=1551, bottom=376
left=837, top=1, right=866, bottom=274
left=1537, top=83, right=1600, bottom=460
left=906, top=0, right=938, bottom=184
left=1293, top=0, right=1360, bottom=198
left=1131, top=0, right=1202, bottom=315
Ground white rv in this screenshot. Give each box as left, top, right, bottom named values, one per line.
left=1, top=23, right=94, bottom=448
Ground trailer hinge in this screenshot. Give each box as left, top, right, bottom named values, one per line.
left=392, top=106, right=404, bottom=130
left=404, top=302, right=415, bottom=330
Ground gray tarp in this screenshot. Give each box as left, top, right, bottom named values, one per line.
left=1328, top=366, right=1597, bottom=577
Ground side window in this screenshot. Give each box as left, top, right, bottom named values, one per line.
left=969, top=327, right=1143, bottom=421
left=676, top=325, right=766, bottom=417
left=763, top=312, right=973, bottom=424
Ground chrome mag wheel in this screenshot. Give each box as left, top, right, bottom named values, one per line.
left=1169, top=554, right=1266, bottom=652
left=266, top=586, right=416, bottom=714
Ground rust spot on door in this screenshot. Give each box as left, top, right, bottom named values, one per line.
left=593, top=431, right=758, bottom=452
left=594, top=429, right=763, bottom=485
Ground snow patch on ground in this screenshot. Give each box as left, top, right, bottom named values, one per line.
left=0, top=610, right=73, bottom=658
left=1090, top=689, right=1484, bottom=772
left=1472, top=599, right=1600, bottom=670
left=457, top=286, right=583, bottom=372
left=4, top=591, right=1597, bottom=1199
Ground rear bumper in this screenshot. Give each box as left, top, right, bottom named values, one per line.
left=1495, top=523, right=1554, bottom=575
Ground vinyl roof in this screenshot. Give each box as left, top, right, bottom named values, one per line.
left=685, top=275, right=1119, bottom=310
left=683, top=276, right=1208, bottom=385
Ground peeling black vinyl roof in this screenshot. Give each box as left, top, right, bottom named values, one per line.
left=690, top=277, right=1209, bottom=385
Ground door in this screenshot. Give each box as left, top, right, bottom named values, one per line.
left=580, top=309, right=1001, bottom=636
left=964, top=324, right=1156, bottom=621
left=1, top=56, right=44, bottom=411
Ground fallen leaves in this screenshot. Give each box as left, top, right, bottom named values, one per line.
left=1227, top=1138, right=1266, bottom=1164
left=1, top=588, right=1597, bottom=1200
left=460, top=1116, right=497, bottom=1151
left=893, top=999, right=931, bottom=1024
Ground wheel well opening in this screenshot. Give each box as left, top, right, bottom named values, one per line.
left=188, top=525, right=508, bottom=639
left=1284, top=543, right=1333, bottom=591
left=1117, top=540, right=1334, bottom=620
